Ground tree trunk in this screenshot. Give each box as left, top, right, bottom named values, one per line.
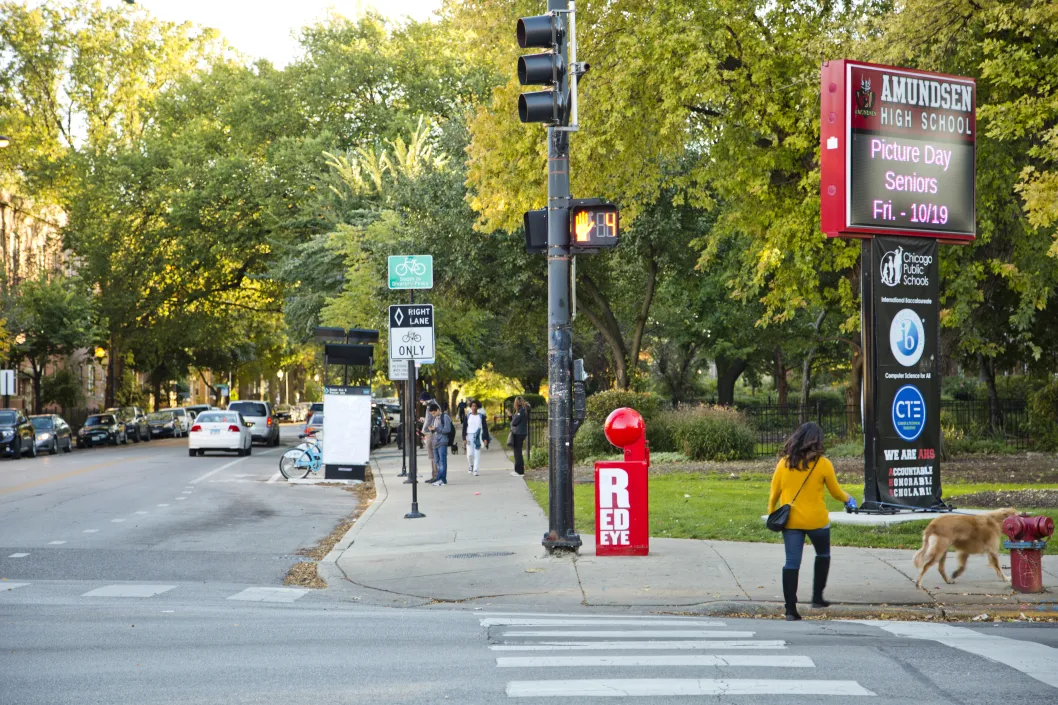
left=152, top=376, right=163, bottom=412
left=519, top=376, right=543, bottom=396
left=978, top=353, right=1003, bottom=431
left=31, top=361, right=43, bottom=414
left=799, top=310, right=827, bottom=424
left=774, top=346, right=788, bottom=409
left=844, top=344, right=863, bottom=434
left=716, top=356, right=747, bottom=406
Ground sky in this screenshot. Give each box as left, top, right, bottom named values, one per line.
left=135, top=0, right=445, bottom=67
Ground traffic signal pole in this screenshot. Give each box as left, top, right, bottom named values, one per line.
left=542, top=0, right=581, bottom=552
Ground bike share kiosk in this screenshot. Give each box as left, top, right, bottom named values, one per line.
left=821, top=60, right=976, bottom=513
left=314, top=327, right=380, bottom=481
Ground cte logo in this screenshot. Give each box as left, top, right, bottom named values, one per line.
left=892, top=384, right=926, bottom=441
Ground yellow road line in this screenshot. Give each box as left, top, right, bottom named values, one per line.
left=0, top=458, right=135, bottom=496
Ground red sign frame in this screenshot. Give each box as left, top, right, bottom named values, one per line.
left=594, top=461, right=649, bottom=556
left=820, top=59, right=976, bottom=242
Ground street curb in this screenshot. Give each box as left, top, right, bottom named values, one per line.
left=320, top=455, right=389, bottom=566
left=672, top=600, right=1058, bottom=621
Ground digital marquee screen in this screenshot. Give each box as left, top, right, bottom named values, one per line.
left=821, top=60, right=976, bottom=241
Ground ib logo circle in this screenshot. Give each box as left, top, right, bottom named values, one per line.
left=889, top=308, right=925, bottom=367
left=892, top=384, right=926, bottom=442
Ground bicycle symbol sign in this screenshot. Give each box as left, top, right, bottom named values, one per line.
left=389, top=304, right=435, bottom=362
left=388, top=255, right=433, bottom=290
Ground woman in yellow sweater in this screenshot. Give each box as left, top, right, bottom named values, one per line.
left=768, top=422, right=856, bottom=621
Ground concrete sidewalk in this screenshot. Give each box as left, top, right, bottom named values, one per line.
left=323, top=442, right=1058, bottom=619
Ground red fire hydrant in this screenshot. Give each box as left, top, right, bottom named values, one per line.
left=1002, top=513, right=1055, bottom=593
left=594, top=408, right=650, bottom=556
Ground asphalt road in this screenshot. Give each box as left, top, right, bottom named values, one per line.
left=3, top=429, right=1058, bottom=704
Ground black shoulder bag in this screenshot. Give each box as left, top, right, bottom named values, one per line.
left=766, top=461, right=817, bottom=532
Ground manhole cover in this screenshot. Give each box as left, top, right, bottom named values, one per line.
left=447, top=551, right=516, bottom=559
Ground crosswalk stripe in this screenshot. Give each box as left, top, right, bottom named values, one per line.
left=227, top=587, right=310, bottom=603
left=502, top=630, right=755, bottom=638
left=482, top=618, right=725, bottom=627
left=478, top=611, right=708, bottom=621
left=8, top=553, right=29, bottom=558
left=491, top=640, right=786, bottom=651
left=505, top=678, right=876, bottom=697
left=856, top=620, right=1058, bottom=690
left=82, top=585, right=176, bottom=597
left=497, top=654, right=813, bottom=668
left=1, top=583, right=30, bottom=592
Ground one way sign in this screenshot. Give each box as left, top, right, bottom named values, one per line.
left=389, top=304, right=435, bottom=362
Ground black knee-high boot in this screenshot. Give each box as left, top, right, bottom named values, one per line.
left=782, top=568, right=801, bottom=621
left=812, top=556, right=831, bottom=608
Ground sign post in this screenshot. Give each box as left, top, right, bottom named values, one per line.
left=388, top=261, right=435, bottom=519
left=0, top=370, right=15, bottom=408
left=821, top=59, right=975, bottom=513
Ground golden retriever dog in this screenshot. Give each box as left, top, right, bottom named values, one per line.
left=912, top=508, right=1018, bottom=589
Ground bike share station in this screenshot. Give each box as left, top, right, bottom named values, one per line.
left=387, top=255, right=435, bottom=519
left=292, top=327, right=380, bottom=484
left=821, top=59, right=979, bottom=524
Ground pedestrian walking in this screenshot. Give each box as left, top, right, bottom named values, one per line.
left=509, top=396, right=529, bottom=477
left=419, top=392, right=438, bottom=482
left=767, top=422, right=857, bottom=621
left=461, top=400, right=490, bottom=476
left=457, top=399, right=467, bottom=425
left=427, top=402, right=453, bottom=486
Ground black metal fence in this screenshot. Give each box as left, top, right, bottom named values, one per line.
left=740, top=398, right=1032, bottom=458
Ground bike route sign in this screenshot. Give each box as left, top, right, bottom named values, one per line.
left=388, top=255, right=433, bottom=290
left=388, top=304, right=435, bottom=361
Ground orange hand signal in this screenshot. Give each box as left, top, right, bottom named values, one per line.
left=574, top=210, right=594, bottom=242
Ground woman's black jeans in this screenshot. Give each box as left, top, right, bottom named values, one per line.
left=513, top=433, right=526, bottom=475
left=781, top=526, right=831, bottom=569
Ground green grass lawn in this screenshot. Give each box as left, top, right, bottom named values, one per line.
left=527, top=474, right=1058, bottom=550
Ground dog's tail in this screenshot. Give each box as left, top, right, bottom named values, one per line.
left=913, top=531, right=934, bottom=568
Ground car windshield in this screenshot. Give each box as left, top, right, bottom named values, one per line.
left=0, top=410, right=18, bottom=424
left=147, top=411, right=173, bottom=421
left=309, top=413, right=323, bottom=425
left=197, top=412, right=237, bottom=424
left=229, top=402, right=267, bottom=417
left=31, top=417, right=54, bottom=429
left=85, top=415, right=115, bottom=426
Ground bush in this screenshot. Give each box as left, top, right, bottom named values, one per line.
left=1029, top=381, right=1058, bottom=451
left=645, top=414, right=679, bottom=453
left=504, top=393, right=546, bottom=411
left=528, top=447, right=548, bottom=469
left=667, top=405, right=756, bottom=461
left=573, top=419, right=613, bottom=460
left=41, top=368, right=83, bottom=412
left=585, top=390, right=661, bottom=425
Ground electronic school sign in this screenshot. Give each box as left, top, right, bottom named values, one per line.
left=821, top=59, right=976, bottom=242
left=820, top=60, right=973, bottom=510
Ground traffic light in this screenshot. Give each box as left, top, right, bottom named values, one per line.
left=517, top=14, right=565, bottom=124
left=569, top=199, right=620, bottom=252
left=524, top=208, right=547, bottom=254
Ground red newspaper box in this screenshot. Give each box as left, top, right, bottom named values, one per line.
left=595, top=408, right=650, bottom=556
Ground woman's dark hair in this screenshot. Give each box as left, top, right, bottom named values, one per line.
left=427, top=402, right=440, bottom=412
left=781, top=422, right=825, bottom=470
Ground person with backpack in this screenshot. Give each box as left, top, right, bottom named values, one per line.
left=767, top=422, right=857, bottom=621
left=461, top=399, right=491, bottom=476
left=427, top=402, right=453, bottom=486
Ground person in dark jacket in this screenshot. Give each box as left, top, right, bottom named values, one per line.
left=427, top=402, right=453, bottom=486
left=461, top=400, right=491, bottom=476
left=509, top=396, right=529, bottom=477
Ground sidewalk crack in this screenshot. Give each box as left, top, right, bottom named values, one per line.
left=705, top=543, right=751, bottom=600
left=572, top=555, right=588, bottom=606
left=868, top=550, right=941, bottom=605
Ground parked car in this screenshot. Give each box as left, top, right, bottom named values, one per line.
left=381, top=403, right=401, bottom=431
left=227, top=400, right=279, bottom=446
left=158, top=407, right=192, bottom=436
left=303, top=412, right=323, bottom=437
left=293, top=402, right=311, bottom=423
left=77, top=413, right=127, bottom=448
left=274, top=404, right=293, bottom=422
left=185, top=404, right=212, bottom=417
left=371, top=405, right=389, bottom=447
left=30, top=414, right=74, bottom=454
left=147, top=410, right=181, bottom=438
left=188, top=410, right=253, bottom=457
left=1, top=409, right=37, bottom=459
left=105, top=406, right=151, bottom=443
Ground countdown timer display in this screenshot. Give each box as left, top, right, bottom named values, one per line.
left=821, top=60, right=976, bottom=241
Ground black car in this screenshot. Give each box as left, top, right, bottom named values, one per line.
left=106, top=406, right=151, bottom=443
left=77, top=413, right=127, bottom=448
left=371, top=405, right=389, bottom=447
left=30, top=414, right=74, bottom=454
left=0, top=409, right=37, bottom=459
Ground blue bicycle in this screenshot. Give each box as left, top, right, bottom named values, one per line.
left=279, top=434, right=323, bottom=480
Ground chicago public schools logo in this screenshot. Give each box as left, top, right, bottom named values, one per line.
left=880, top=246, right=903, bottom=287
left=892, top=385, right=926, bottom=442
left=890, top=308, right=925, bottom=366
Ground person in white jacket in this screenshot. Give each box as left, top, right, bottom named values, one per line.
left=460, top=400, right=491, bottom=476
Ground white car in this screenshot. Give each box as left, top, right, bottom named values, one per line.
left=188, top=411, right=253, bottom=457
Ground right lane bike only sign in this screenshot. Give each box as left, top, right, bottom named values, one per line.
left=388, top=304, right=435, bottom=362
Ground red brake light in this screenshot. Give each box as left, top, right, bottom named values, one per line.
left=267, top=416, right=273, bottom=426
left=228, top=424, right=241, bottom=433
left=190, top=425, right=202, bottom=433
